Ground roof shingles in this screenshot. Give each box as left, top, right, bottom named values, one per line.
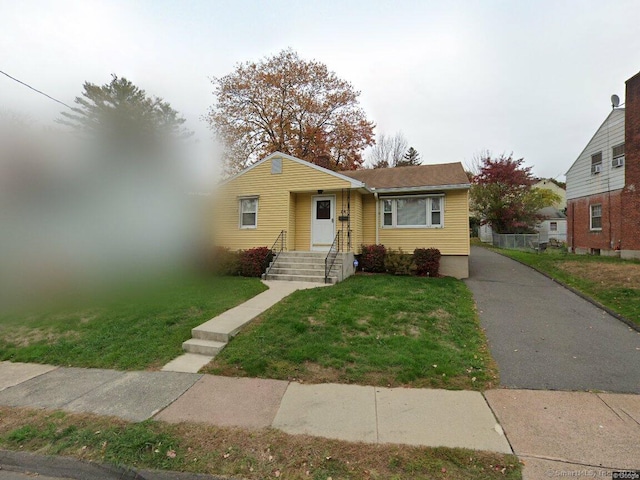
left=342, top=162, right=469, bottom=190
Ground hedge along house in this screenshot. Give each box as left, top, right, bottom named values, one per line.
left=214, top=152, right=471, bottom=281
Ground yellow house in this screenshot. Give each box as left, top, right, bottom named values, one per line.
left=214, top=152, right=471, bottom=279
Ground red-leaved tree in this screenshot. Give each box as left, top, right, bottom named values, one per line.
left=471, top=153, right=559, bottom=233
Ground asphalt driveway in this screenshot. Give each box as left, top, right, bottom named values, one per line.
left=465, top=246, right=640, bottom=393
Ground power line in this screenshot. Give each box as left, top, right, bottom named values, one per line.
left=0, top=70, right=74, bottom=110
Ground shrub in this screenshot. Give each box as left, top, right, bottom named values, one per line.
left=360, top=244, right=386, bottom=273
left=211, top=246, right=241, bottom=276
left=414, top=248, right=441, bottom=277
left=384, top=248, right=416, bottom=275
left=239, top=247, right=273, bottom=277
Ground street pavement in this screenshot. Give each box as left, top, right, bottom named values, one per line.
left=465, top=246, right=640, bottom=393
left=0, top=449, right=226, bottom=480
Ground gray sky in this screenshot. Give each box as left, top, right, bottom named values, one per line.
left=2, top=0, right=640, bottom=181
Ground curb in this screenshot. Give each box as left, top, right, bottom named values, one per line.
left=491, top=249, right=640, bottom=333
left=0, top=449, right=229, bottom=480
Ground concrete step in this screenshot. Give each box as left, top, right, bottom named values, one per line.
left=265, top=273, right=337, bottom=284
left=192, top=325, right=232, bottom=343
left=278, top=251, right=328, bottom=258
left=275, top=256, right=328, bottom=265
left=269, top=267, right=340, bottom=276
left=182, top=338, right=227, bottom=356
left=275, top=261, right=327, bottom=269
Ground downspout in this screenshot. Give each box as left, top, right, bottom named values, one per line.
left=374, top=191, right=380, bottom=244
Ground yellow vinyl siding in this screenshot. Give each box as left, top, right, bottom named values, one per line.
left=360, top=190, right=469, bottom=255
left=215, top=156, right=356, bottom=251
left=362, top=194, right=377, bottom=245
left=294, top=193, right=312, bottom=250
left=288, top=192, right=296, bottom=250
left=352, top=192, right=364, bottom=253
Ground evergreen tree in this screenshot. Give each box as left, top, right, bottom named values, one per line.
left=396, top=146, right=421, bottom=167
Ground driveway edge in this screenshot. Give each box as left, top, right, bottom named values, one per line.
left=491, top=249, right=640, bottom=333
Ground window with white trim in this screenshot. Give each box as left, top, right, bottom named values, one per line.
left=549, top=221, right=558, bottom=232
left=380, top=196, right=444, bottom=228
left=239, top=197, right=258, bottom=228
left=590, top=204, right=602, bottom=231
left=612, top=143, right=625, bottom=168
left=591, top=152, right=602, bottom=174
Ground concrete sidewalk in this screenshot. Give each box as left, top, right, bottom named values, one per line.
left=1, top=361, right=639, bottom=479
left=0, top=361, right=509, bottom=453
left=486, top=389, right=640, bottom=478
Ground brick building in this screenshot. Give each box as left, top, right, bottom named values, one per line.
left=566, top=71, right=640, bottom=259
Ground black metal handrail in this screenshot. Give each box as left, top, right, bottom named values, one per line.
left=324, top=231, right=341, bottom=284
left=265, top=230, right=286, bottom=277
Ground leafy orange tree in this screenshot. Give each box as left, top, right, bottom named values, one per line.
left=207, top=49, right=375, bottom=175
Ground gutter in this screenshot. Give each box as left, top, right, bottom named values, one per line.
left=371, top=183, right=471, bottom=194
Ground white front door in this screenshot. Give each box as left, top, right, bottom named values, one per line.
left=311, top=195, right=335, bottom=251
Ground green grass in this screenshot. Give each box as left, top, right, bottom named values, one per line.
left=0, top=276, right=266, bottom=370
left=489, top=247, right=640, bottom=326
left=205, top=275, right=497, bottom=390
left=0, top=406, right=522, bottom=480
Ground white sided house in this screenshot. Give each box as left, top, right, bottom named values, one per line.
left=566, top=107, right=626, bottom=255
left=536, top=207, right=567, bottom=243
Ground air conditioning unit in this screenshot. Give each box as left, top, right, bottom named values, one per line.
left=612, top=156, right=624, bottom=168
left=591, top=163, right=602, bottom=174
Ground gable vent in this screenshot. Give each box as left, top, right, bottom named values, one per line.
left=271, top=158, right=282, bottom=174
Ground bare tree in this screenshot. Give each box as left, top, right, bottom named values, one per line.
left=368, top=132, right=408, bottom=168
left=464, top=149, right=491, bottom=178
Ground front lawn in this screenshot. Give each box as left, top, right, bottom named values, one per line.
left=0, top=276, right=267, bottom=370
left=205, top=275, right=497, bottom=390
left=494, top=248, right=640, bottom=326
left=0, top=406, right=522, bottom=480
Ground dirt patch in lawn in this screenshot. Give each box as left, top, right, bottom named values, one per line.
left=558, top=261, right=640, bottom=290
left=0, top=326, right=79, bottom=347
left=302, top=362, right=348, bottom=383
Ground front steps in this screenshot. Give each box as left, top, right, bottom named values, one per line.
left=263, top=251, right=345, bottom=284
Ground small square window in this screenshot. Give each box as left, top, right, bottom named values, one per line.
left=549, top=221, right=558, bottom=231
left=316, top=200, right=331, bottom=220
left=240, top=197, right=258, bottom=228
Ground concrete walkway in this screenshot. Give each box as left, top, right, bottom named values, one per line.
left=465, top=246, right=640, bottom=393
left=163, top=280, right=326, bottom=373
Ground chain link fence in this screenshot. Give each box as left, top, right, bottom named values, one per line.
left=492, top=233, right=547, bottom=252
